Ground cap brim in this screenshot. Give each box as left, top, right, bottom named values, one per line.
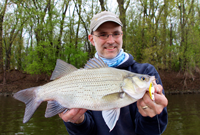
left=93, top=20, right=122, bottom=32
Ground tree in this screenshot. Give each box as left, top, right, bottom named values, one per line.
left=0, top=0, right=8, bottom=74
left=1, top=0, right=200, bottom=82
left=3, top=2, right=27, bottom=71
left=99, top=0, right=106, bottom=11
left=56, top=0, right=70, bottom=58
left=117, top=0, right=130, bottom=51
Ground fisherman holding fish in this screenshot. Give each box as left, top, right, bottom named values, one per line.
left=59, top=11, right=168, bottom=135
left=14, top=11, right=168, bottom=135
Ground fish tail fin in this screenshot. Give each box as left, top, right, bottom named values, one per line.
left=13, top=87, right=42, bottom=123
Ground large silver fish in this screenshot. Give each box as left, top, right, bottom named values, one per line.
left=13, top=58, right=155, bottom=131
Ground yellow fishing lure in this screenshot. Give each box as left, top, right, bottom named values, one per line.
left=149, top=82, right=155, bottom=101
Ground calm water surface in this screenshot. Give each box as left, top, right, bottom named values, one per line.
left=1, top=94, right=200, bottom=135
left=0, top=96, right=68, bottom=135
left=163, top=94, right=200, bottom=135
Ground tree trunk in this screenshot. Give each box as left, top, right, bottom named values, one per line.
left=0, top=15, right=3, bottom=73
left=140, top=0, right=147, bottom=63
left=169, top=23, right=173, bottom=69
left=74, top=1, right=82, bottom=66
left=3, top=69, right=6, bottom=85
left=57, top=0, right=70, bottom=58
left=179, top=2, right=184, bottom=71
left=17, top=30, right=23, bottom=70
left=99, top=0, right=106, bottom=11
left=0, top=0, right=8, bottom=74
left=5, top=43, right=12, bottom=71
left=74, top=0, right=92, bottom=58
left=117, top=0, right=130, bottom=51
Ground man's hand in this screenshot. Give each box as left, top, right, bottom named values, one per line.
left=59, top=108, right=87, bottom=124
left=137, top=84, right=168, bottom=117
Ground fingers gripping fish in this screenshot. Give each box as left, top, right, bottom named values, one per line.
left=13, top=58, right=155, bottom=132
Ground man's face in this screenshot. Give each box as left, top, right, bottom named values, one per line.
left=89, top=22, right=123, bottom=59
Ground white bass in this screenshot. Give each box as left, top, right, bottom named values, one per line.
left=13, top=58, right=155, bottom=131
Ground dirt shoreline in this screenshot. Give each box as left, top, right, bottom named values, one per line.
left=0, top=70, right=200, bottom=96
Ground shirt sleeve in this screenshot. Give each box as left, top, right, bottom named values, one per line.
left=135, top=107, right=168, bottom=135
left=135, top=64, right=168, bottom=135
left=64, top=111, right=97, bottom=135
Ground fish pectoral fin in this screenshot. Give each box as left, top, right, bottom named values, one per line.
left=101, top=92, right=122, bottom=101
left=102, top=108, right=120, bottom=132
left=50, top=59, right=78, bottom=80
left=45, top=100, right=68, bottom=118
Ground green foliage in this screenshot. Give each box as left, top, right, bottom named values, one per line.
left=1, top=0, right=200, bottom=76
left=24, top=45, right=56, bottom=75
left=24, top=42, right=88, bottom=75
left=64, top=43, right=88, bottom=68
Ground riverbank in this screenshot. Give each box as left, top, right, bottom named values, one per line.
left=0, top=69, right=200, bottom=96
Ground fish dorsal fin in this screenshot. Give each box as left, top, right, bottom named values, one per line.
left=84, top=57, right=108, bottom=69
left=50, top=59, right=78, bottom=80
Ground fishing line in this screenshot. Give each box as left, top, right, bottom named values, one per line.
left=156, top=114, right=161, bottom=134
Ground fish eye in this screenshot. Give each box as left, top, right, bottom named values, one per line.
left=140, top=76, right=146, bottom=81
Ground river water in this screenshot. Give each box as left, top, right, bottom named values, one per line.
left=0, top=94, right=200, bottom=135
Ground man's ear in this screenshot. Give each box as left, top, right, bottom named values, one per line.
left=88, top=34, right=95, bottom=46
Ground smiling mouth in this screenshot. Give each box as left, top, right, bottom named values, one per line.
left=104, top=46, right=116, bottom=49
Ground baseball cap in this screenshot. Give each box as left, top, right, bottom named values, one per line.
left=90, top=11, right=123, bottom=34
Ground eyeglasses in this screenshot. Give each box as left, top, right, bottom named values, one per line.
left=93, top=32, right=123, bottom=40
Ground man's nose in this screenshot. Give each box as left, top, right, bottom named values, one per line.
left=106, top=34, right=115, bottom=44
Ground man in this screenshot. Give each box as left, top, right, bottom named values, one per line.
left=59, top=11, right=168, bottom=135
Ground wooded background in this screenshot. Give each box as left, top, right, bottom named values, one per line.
left=0, top=0, right=200, bottom=84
